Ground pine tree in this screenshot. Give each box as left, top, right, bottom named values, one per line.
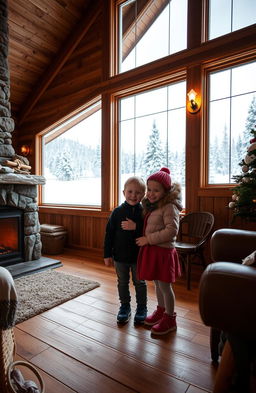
left=220, top=125, right=229, bottom=176
left=55, top=150, right=73, bottom=181
left=93, top=144, right=101, bottom=176
left=143, top=120, right=164, bottom=177
left=229, top=125, right=256, bottom=221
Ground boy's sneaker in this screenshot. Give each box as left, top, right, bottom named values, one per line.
left=144, top=305, right=165, bottom=326
left=151, top=312, right=177, bottom=335
left=134, top=305, right=147, bottom=324
left=117, top=304, right=131, bottom=324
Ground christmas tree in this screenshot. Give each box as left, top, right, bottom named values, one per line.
left=229, top=125, right=256, bottom=221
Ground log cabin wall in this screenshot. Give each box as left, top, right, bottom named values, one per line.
left=10, top=0, right=256, bottom=258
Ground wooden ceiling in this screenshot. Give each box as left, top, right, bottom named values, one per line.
left=7, top=0, right=98, bottom=124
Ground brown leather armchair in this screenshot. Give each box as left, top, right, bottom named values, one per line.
left=199, top=228, right=256, bottom=362
left=199, top=228, right=256, bottom=393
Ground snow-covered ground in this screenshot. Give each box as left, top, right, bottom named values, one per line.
left=43, top=178, right=101, bottom=206
left=42, top=173, right=187, bottom=207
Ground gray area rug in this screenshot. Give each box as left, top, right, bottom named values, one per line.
left=14, top=269, right=100, bottom=324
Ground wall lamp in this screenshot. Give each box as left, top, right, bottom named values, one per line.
left=187, top=89, right=201, bottom=114
left=20, top=144, right=30, bottom=156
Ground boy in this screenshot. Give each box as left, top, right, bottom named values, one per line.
left=104, top=176, right=147, bottom=324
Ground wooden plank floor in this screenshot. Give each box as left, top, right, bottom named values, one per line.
left=14, top=249, right=217, bottom=393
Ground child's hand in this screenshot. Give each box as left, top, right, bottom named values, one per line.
left=121, top=218, right=136, bottom=230
left=136, top=236, right=148, bottom=246
left=104, top=257, right=113, bottom=267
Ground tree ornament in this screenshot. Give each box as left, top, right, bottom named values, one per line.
left=244, top=153, right=256, bottom=165
left=242, top=165, right=249, bottom=173
left=232, top=193, right=237, bottom=200
left=229, top=201, right=236, bottom=208
left=247, top=142, right=256, bottom=152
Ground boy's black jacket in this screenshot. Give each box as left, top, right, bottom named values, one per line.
left=104, top=201, right=143, bottom=263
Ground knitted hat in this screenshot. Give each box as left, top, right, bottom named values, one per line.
left=147, top=167, right=172, bottom=190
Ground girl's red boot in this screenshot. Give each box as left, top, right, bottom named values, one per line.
left=144, top=306, right=165, bottom=326
left=151, top=312, right=177, bottom=335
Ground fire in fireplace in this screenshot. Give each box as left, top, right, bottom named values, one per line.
left=0, top=207, right=24, bottom=266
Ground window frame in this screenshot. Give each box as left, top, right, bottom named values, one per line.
left=111, top=71, right=187, bottom=203
left=36, top=97, right=102, bottom=210
left=201, top=51, right=256, bottom=190
left=207, top=0, right=256, bottom=41
left=114, top=0, right=189, bottom=75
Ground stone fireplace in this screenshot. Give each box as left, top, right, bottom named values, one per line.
left=0, top=173, right=45, bottom=267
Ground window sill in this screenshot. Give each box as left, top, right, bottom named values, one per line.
left=38, top=205, right=110, bottom=218
left=198, top=187, right=233, bottom=197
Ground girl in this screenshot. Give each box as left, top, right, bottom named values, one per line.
left=136, top=167, right=182, bottom=335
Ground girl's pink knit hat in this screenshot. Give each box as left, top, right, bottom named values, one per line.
left=147, top=167, right=172, bottom=190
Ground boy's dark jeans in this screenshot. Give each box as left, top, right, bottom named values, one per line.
left=114, top=261, right=147, bottom=306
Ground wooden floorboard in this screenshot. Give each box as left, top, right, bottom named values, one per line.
left=14, top=249, right=217, bottom=393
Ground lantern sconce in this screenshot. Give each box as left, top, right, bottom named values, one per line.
left=20, top=144, right=30, bottom=156
left=187, top=89, right=201, bottom=114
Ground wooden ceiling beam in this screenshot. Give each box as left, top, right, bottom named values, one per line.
left=17, top=0, right=101, bottom=126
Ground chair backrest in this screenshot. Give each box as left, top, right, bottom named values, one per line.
left=211, top=228, right=256, bottom=263
left=179, top=211, right=214, bottom=246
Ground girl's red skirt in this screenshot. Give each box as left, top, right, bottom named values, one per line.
left=137, top=245, right=181, bottom=283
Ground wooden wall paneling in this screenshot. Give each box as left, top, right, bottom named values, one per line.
left=85, top=216, right=93, bottom=249
left=102, top=0, right=111, bottom=82
left=199, top=196, right=214, bottom=215
left=39, top=211, right=108, bottom=254
left=9, top=0, right=69, bottom=38
left=187, top=0, right=203, bottom=49
left=92, top=217, right=107, bottom=251
left=73, top=215, right=83, bottom=247
left=230, top=216, right=256, bottom=231
left=8, top=2, right=61, bottom=51
left=212, top=197, right=231, bottom=229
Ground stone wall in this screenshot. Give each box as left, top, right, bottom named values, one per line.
left=0, top=0, right=15, bottom=164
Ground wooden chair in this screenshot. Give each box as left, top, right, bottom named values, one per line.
left=176, top=211, right=214, bottom=290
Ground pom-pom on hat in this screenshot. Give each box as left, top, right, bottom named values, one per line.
left=147, top=167, right=172, bottom=190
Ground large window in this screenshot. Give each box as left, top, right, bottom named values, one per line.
left=41, top=101, right=102, bottom=206
left=208, top=0, right=256, bottom=40
left=119, top=80, right=186, bottom=203
left=118, top=0, right=187, bottom=73
left=208, top=60, right=256, bottom=184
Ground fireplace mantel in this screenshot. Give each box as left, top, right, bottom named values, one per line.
left=0, top=173, right=45, bottom=185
